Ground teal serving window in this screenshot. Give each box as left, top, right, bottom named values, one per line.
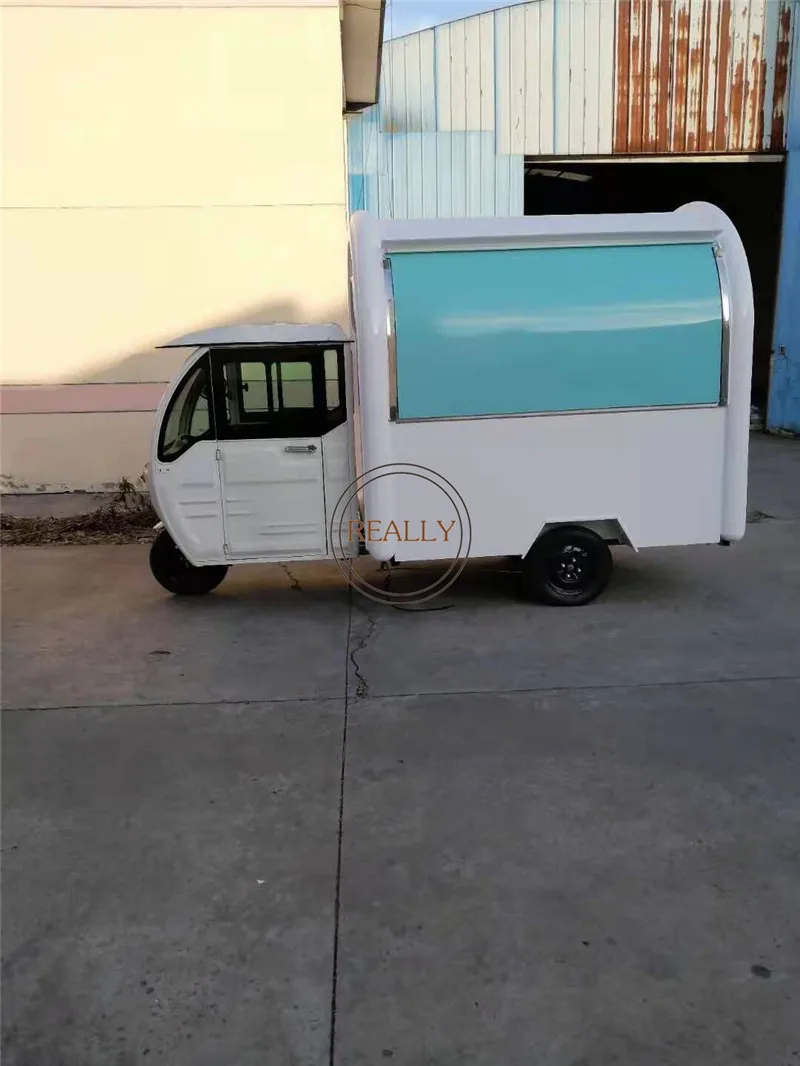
left=387, top=242, right=724, bottom=420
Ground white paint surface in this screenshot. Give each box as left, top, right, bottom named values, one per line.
left=321, top=419, right=360, bottom=559
left=217, top=438, right=328, bottom=560
left=372, top=408, right=727, bottom=559
left=349, top=204, right=753, bottom=562
left=149, top=440, right=225, bottom=567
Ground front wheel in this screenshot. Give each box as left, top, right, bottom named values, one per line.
left=521, top=526, right=613, bottom=606
left=149, top=529, right=229, bottom=596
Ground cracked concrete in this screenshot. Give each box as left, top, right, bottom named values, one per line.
left=280, top=563, right=303, bottom=592
left=2, top=434, right=800, bottom=1065
left=348, top=607, right=377, bottom=700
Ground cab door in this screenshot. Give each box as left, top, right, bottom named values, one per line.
left=211, top=347, right=342, bottom=560
left=151, top=352, right=226, bottom=566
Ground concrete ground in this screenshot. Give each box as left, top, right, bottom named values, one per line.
left=2, top=434, right=799, bottom=1066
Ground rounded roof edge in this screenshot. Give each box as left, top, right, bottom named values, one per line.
left=159, top=323, right=350, bottom=348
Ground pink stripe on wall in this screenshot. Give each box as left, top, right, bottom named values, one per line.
left=0, top=382, right=168, bottom=415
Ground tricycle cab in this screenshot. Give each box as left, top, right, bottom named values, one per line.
left=149, top=324, right=359, bottom=576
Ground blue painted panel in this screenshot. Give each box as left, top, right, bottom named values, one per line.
left=348, top=174, right=366, bottom=213
left=768, top=147, right=800, bottom=432
left=767, top=10, right=800, bottom=433
left=389, top=243, right=723, bottom=419
left=346, top=115, right=524, bottom=219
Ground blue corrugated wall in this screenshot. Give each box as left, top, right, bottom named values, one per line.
left=347, top=112, right=524, bottom=220
left=768, top=12, right=800, bottom=433
left=346, top=8, right=527, bottom=219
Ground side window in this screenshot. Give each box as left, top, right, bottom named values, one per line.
left=241, top=361, right=269, bottom=413
left=274, top=361, right=315, bottom=410
left=214, top=347, right=347, bottom=439
left=325, top=349, right=344, bottom=411
left=223, top=359, right=315, bottom=421
left=158, top=359, right=213, bottom=462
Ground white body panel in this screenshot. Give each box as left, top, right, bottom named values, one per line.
left=217, top=437, right=327, bottom=560
left=322, top=421, right=359, bottom=559
left=149, top=440, right=225, bottom=566
left=349, top=204, right=753, bottom=561
left=371, top=408, right=725, bottom=560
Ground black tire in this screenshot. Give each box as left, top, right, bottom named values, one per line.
left=149, top=529, right=228, bottom=596
left=521, top=525, right=613, bottom=606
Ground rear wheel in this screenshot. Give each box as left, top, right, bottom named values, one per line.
left=149, top=529, right=228, bottom=596
left=521, top=525, right=613, bottom=606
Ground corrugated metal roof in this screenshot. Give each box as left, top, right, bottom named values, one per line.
left=347, top=0, right=797, bottom=219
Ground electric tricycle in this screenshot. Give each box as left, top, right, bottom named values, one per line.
left=148, top=203, right=753, bottom=606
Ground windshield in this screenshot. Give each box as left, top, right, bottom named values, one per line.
left=159, top=360, right=212, bottom=461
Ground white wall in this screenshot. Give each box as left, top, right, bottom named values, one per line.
left=1, top=0, right=350, bottom=492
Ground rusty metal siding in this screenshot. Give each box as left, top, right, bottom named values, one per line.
left=370, top=0, right=796, bottom=154
left=771, top=0, right=794, bottom=144
left=614, top=0, right=795, bottom=154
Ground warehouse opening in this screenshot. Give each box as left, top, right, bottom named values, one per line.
left=523, top=158, right=786, bottom=414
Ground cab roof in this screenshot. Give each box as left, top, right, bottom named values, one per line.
left=158, top=323, right=350, bottom=349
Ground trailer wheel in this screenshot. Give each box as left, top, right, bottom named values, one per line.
left=149, top=529, right=229, bottom=596
left=522, top=526, right=613, bottom=606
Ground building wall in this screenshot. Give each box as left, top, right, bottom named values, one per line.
left=347, top=0, right=800, bottom=432
left=1, top=0, right=349, bottom=493
left=768, top=7, right=800, bottom=432
left=347, top=0, right=797, bottom=219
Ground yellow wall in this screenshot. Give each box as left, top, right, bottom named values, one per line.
left=1, top=1, right=350, bottom=491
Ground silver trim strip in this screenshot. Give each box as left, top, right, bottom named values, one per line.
left=712, top=242, right=732, bottom=406
left=383, top=234, right=717, bottom=255
left=383, top=256, right=398, bottom=419
left=392, top=403, right=721, bottom=425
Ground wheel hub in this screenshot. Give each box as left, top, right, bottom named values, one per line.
left=550, top=545, right=591, bottom=588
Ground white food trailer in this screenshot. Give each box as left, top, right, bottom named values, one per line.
left=148, top=202, right=753, bottom=605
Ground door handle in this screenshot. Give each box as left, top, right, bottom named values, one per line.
left=284, top=444, right=317, bottom=454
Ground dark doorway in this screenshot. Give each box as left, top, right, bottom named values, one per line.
left=523, top=158, right=786, bottom=410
